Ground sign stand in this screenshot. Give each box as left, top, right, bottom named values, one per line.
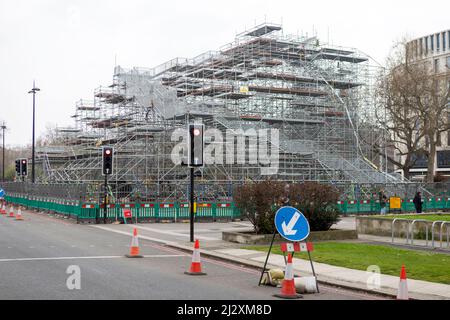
left=258, top=239, right=320, bottom=293
left=258, top=229, right=277, bottom=286
left=258, top=206, right=319, bottom=294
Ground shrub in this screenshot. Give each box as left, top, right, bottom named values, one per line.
left=234, top=181, right=340, bottom=234
left=287, top=182, right=341, bottom=231
left=234, top=180, right=285, bottom=234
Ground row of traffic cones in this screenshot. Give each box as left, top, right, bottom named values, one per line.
left=121, top=227, right=409, bottom=300
left=0, top=203, right=24, bottom=221
left=124, top=228, right=206, bottom=275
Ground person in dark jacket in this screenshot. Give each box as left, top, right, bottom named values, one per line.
left=413, top=192, right=422, bottom=213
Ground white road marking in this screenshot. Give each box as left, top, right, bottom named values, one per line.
left=0, top=254, right=184, bottom=263
left=91, top=225, right=175, bottom=245
left=128, top=224, right=218, bottom=241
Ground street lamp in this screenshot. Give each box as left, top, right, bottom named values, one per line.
left=1, top=122, right=6, bottom=181
left=28, top=81, right=40, bottom=183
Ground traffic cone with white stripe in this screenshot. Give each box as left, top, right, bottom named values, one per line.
left=274, top=254, right=302, bottom=299
left=8, top=205, right=15, bottom=218
left=397, top=265, right=409, bottom=300
left=125, top=228, right=143, bottom=258
left=185, top=239, right=207, bottom=276
left=15, top=206, right=24, bottom=221
left=0, top=203, right=6, bottom=215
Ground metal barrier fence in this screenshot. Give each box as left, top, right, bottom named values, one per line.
left=3, top=193, right=240, bottom=223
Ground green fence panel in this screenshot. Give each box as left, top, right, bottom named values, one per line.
left=158, top=203, right=176, bottom=219
left=216, top=203, right=234, bottom=218
left=79, top=204, right=98, bottom=219
left=345, top=200, right=359, bottom=214
left=423, top=198, right=435, bottom=211
left=177, top=203, right=190, bottom=219
left=358, top=200, right=372, bottom=214
left=196, top=203, right=214, bottom=218
left=434, top=197, right=446, bottom=210
left=138, top=203, right=157, bottom=219
left=337, top=201, right=347, bottom=214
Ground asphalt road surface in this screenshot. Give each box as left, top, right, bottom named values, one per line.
left=0, top=210, right=386, bottom=300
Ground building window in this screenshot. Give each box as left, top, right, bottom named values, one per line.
left=437, top=34, right=440, bottom=51
left=419, top=38, right=423, bottom=55
left=434, top=59, right=439, bottom=73
left=447, top=56, right=450, bottom=68
left=431, top=35, right=434, bottom=52
left=437, top=151, right=450, bottom=168
left=425, top=37, right=429, bottom=54
left=443, top=32, right=446, bottom=52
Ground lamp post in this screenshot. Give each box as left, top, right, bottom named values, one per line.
left=28, top=81, right=40, bottom=183
left=1, top=122, right=6, bottom=181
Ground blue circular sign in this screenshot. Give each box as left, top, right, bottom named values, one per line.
left=275, top=206, right=310, bottom=242
left=0, top=188, right=5, bottom=198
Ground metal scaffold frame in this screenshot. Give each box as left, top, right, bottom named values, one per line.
left=36, top=23, right=408, bottom=202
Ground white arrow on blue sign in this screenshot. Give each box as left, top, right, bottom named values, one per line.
left=0, top=188, right=5, bottom=198
left=275, top=206, right=310, bottom=242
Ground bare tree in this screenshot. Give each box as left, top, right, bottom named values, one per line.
left=415, top=71, right=450, bottom=182
left=373, top=40, right=427, bottom=180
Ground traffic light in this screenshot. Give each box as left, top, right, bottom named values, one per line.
left=188, top=124, right=204, bottom=167
left=21, top=159, right=28, bottom=176
left=15, top=159, right=20, bottom=175
left=102, top=147, right=114, bottom=175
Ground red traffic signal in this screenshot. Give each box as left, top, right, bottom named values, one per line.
left=102, top=147, right=114, bottom=175
left=188, top=124, right=204, bottom=167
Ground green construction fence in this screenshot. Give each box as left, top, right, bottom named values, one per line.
left=4, top=193, right=450, bottom=219
left=3, top=194, right=241, bottom=222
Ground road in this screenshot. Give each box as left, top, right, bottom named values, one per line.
left=0, top=210, right=385, bottom=300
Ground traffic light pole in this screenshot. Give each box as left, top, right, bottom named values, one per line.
left=31, top=87, right=36, bottom=184
left=190, top=167, right=194, bottom=243
left=104, top=174, right=108, bottom=224
left=1, top=123, right=5, bottom=182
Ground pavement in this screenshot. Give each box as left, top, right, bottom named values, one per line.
left=0, top=210, right=383, bottom=300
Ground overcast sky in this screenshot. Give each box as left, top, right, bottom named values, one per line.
left=0, top=0, right=449, bottom=147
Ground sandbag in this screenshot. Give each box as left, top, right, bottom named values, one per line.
left=294, top=277, right=318, bottom=294
left=261, top=269, right=285, bottom=286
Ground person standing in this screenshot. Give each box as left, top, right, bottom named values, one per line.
left=380, top=195, right=387, bottom=215
left=413, top=192, right=423, bottom=213
left=379, top=191, right=387, bottom=215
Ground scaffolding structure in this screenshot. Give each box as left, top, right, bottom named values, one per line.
left=37, top=23, right=405, bottom=201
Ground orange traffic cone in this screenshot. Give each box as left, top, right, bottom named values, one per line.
left=274, top=254, right=302, bottom=299
left=8, top=205, right=15, bottom=218
left=15, top=207, right=24, bottom=221
left=0, top=203, right=6, bottom=215
left=397, top=265, right=408, bottom=300
left=185, top=239, right=207, bottom=276
left=125, top=228, right=143, bottom=258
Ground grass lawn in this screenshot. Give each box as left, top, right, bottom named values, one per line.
left=373, top=214, right=450, bottom=222
left=246, top=242, right=450, bottom=284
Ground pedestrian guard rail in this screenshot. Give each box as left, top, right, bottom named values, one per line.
left=3, top=193, right=240, bottom=222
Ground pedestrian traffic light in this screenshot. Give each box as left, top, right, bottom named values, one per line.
left=21, top=159, right=28, bottom=176
left=15, top=159, right=20, bottom=175
left=188, top=124, right=204, bottom=167
left=102, top=147, right=114, bottom=175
